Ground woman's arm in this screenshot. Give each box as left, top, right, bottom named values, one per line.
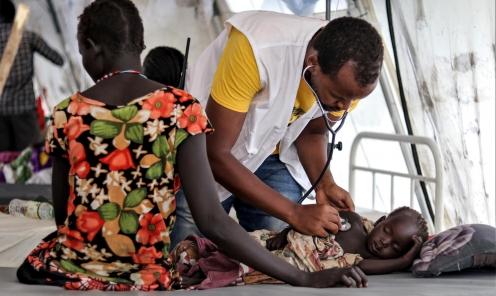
left=176, top=134, right=368, bottom=288
left=51, top=156, right=70, bottom=226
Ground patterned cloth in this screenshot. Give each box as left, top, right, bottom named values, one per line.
left=250, top=229, right=365, bottom=272
left=172, top=218, right=375, bottom=288
left=18, top=87, right=212, bottom=291
left=244, top=219, right=375, bottom=284
left=0, top=24, right=63, bottom=115
left=171, top=236, right=249, bottom=290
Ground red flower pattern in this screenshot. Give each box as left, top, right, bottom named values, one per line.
left=136, top=213, right=167, bottom=245
left=64, top=116, right=90, bottom=141
left=76, top=211, right=105, bottom=241
left=132, top=246, right=162, bottom=264
left=100, top=148, right=135, bottom=171
left=142, top=91, right=176, bottom=119
left=172, top=88, right=193, bottom=102
left=135, top=264, right=171, bottom=287
left=68, top=141, right=90, bottom=178
left=59, top=226, right=85, bottom=252
left=68, top=94, right=105, bottom=115
left=176, top=103, right=208, bottom=135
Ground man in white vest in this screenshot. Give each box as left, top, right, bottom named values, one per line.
left=172, top=11, right=384, bottom=248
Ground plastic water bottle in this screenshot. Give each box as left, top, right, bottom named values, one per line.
left=38, top=201, right=54, bottom=220
left=8, top=198, right=54, bottom=220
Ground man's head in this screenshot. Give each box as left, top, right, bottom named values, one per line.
left=0, top=0, right=15, bottom=24
left=143, top=46, right=185, bottom=87
left=305, top=17, right=384, bottom=113
left=367, top=207, right=428, bottom=259
left=77, top=0, right=145, bottom=80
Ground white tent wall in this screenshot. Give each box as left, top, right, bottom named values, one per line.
left=6, top=0, right=495, bottom=228
left=380, top=0, right=495, bottom=226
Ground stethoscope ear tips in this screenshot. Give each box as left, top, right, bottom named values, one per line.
left=334, top=141, right=343, bottom=151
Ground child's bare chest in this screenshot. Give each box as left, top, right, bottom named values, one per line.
left=334, top=212, right=374, bottom=258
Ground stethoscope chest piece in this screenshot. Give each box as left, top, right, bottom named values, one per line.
left=339, top=218, right=351, bottom=232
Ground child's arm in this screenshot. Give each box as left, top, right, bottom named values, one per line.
left=266, top=227, right=292, bottom=251
left=358, top=236, right=423, bottom=275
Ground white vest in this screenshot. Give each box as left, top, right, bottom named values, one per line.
left=186, top=11, right=327, bottom=201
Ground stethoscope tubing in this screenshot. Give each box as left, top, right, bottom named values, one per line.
left=297, top=67, right=348, bottom=204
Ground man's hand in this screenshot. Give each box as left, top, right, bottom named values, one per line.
left=288, top=203, right=341, bottom=236
left=315, top=182, right=355, bottom=212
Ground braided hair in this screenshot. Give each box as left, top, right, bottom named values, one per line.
left=313, top=16, right=384, bottom=87
left=388, top=206, right=429, bottom=242
left=77, top=0, right=145, bottom=55
left=143, top=46, right=184, bottom=87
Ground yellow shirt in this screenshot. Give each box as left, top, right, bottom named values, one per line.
left=210, top=28, right=358, bottom=152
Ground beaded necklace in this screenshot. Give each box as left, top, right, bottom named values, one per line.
left=96, top=69, right=147, bottom=83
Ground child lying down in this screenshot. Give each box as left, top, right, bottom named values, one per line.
left=171, top=206, right=428, bottom=289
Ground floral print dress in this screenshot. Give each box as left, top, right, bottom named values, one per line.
left=18, top=87, right=212, bottom=291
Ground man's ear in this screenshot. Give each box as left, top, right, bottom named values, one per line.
left=374, top=215, right=386, bottom=226
left=307, top=54, right=318, bottom=69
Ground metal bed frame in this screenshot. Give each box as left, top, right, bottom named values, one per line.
left=349, top=132, right=444, bottom=233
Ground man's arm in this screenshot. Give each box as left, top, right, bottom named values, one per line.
left=294, top=115, right=354, bottom=211
left=206, top=99, right=340, bottom=236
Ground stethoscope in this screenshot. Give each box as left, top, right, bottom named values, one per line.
left=297, top=65, right=351, bottom=231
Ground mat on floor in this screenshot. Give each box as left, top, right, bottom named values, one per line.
left=1, top=267, right=494, bottom=296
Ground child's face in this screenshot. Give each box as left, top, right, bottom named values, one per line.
left=366, top=215, right=418, bottom=259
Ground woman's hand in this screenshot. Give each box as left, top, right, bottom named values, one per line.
left=303, top=266, right=368, bottom=288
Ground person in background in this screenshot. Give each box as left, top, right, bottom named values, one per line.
left=175, top=11, right=384, bottom=248
left=143, top=46, right=184, bottom=87
left=16, top=0, right=367, bottom=290
left=0, top=0, right=64, bottom=151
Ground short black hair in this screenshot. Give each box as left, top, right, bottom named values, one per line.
left=0, top=0, right=16, bottom=23
left=388, top=206, right=429, bottom=242
left=77, top=0, right=145, bottom=55
left=313, top=16, right=384, bottom=86
left=143, top=46, right=185, bottom=87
